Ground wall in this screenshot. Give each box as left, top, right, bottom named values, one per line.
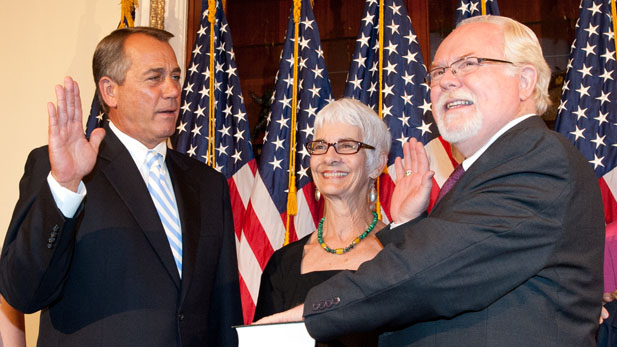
left=0, top=1, right=186, bottom=345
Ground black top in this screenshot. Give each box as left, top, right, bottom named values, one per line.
left=254, top=234, right=378, bottom=346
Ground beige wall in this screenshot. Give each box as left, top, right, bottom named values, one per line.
left=0, top=1, right=187, bottom=345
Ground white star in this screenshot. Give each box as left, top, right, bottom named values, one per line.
left=269, top=156, right=283, bottom=171
left=557, top=99, right=567, bottom=113
left=589, top=153, right=605, bottom=169
left=404, top=32, right=417, bottom=44
left=220, top=23, right=228, bottom=33
left=469, top=1, right=480, bottom=13
left=595, top=111, right=609, bottom=126
left=382, top=104, right=393, bottom=117
left=604, top=26, right=615, bottom=42
left=383, top=61, right=397, bottom=74
left=298, top=145, right=311, bottom=160
left=216, top=143, right=228, bottom=156
left=362, top=12, right=375, bottom=25
left=456, top=1, right=469, bottom=15
left=573, top=106, right=588, bottom=120
left=301, top=18, right=314, bottom=30
left=576, top=83, right=590, bottom=97
left=195, top=105, right=206, bottom=119
left=232, top=149, right=243, bottom=163
left=600, top=68, right=614, bottom=82
left=192, top=44, right=202, bottom=56
left=588, top=2, right=602, bottom=17
left=315, top=46, right=324, bottom=59
left=382, top=83, right=394, bottom=98
left=419, top=99, right=432, bottom=114
left=305, top=104, right=317, bottom=118
left=198, top=85, right=209, bottom=100
left=387, top=20, right=400, bottom=35
left=417, top=120, right=432, bottom=136
left=402, top=71, right=414, bottom=85
left=188, top=63, right=199, bottom=75
left=404, top=50, right=417, bottom=64
left=297, top=166, right=309, bottom=180
left=176, top=121, right=187, bottom=134
left=602, top=49, right=616, bottom=63
left=197, top=25, right=207, bottom=37
left=369, top=61, right=378, bottom=73
left=298, top=36, right=311, bottom=51
left=183, top=82, right=194, bottom=94
left=191, top=124, right=202, bottom=137
left=276, top=116, right=289, bottom=129
left=357, top=32, right=370, bottom=48
left=226, top=65, right=237, bottom=77
left=301, top=124, right=314, bottom=138
left=367, top=81, right=377, bottom=94
left=596, top=91, right=611, bottom=105
left=584, top=23, right=599, bottom=37
left=312, top=66, right=324, bottom=79
left=283, top=75, right=294, bottom=88
left=234, top=128, right=245, bottom=142
left=396, top=133, right=409, bottom=146
left=218, top=124, right=231, bottom=137
left=389, top=3, right=401, bottom=15
left=272, top=136, right=285, bottom=151
left=279, top=95, right=292, bottom=109
left=577, top=64, right=593, bottom=79
left=384, top=41, right=398, bottom=56
left=348, top=76, right=363, bottom=90
left=562, top=80, right=570, bottom=91
left=309, top=84, right=321, bottom=98
left=353, top=55, right=366, bottom=68
left=569, top=125, right=585, bottom=141
left=233, top=110, right=246, bottom=124
left=401, top=92, right=413, bottom=106
left=187, top=144, right=197, bottom=157
left=591, top=134, right=606, bottom=149
left=399, top=113, right=411, bottom=127
left=96, top=112, right=104, bottom=122
left=581, top=42, right=596, bottom=57
left=181, top=101, right=192, bottom=114
left=298, top=57, right=308, bottom=69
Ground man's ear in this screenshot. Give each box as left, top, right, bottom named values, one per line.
left=518, top=65, right=537, bottom=101
left=98, top=77, right=118, bottom=108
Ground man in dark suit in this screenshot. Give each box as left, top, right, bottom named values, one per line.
left=0, top=27, right=242, bottom=346
left=257, top=16, right=604, bottom=346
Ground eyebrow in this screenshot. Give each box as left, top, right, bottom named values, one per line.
left=144, top=67, right=182, bottom=75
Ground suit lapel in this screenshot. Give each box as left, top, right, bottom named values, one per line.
left=97, top=128, right=181, bottom=288
left=166, top=151, right=201, bottom=300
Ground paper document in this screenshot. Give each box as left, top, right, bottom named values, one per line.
left=235, top=321, right=315, bottom=347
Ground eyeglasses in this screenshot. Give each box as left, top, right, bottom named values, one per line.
left=305, top=140, right=375, bottom=155
left=427, top=56, right=514, bottom=85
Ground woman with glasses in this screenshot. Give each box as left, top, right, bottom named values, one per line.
left=253, top=98, right=391, bottom=345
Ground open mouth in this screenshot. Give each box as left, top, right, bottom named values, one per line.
left=446, top=100, right=473, bottom=109
left=323, top=172, right=348, bottom=178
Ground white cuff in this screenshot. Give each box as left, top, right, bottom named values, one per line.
left=47, top=172, right=86, bottom=218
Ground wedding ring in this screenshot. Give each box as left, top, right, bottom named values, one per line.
left=405, top=170, right=412, bottom=176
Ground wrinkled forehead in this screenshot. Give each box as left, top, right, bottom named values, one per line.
left=432, top=22, right=505, bottom=67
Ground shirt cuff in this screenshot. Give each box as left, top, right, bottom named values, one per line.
left=47, top=172, right=86, bottom=218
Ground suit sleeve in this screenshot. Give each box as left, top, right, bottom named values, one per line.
left=0, top=147, right=80, bottom=313
left=302, top=130, right=602, bottom=340
left=207, top=174, right=243, bottom=346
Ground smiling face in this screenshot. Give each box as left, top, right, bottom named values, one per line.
left=310, top=122, right=374, bottom=203
left=430, top=22, right=524, bottom=157
left=103, top=33, right=182, bottom=148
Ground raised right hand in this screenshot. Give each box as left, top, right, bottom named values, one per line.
left=48, top=77, right=105, bottom=192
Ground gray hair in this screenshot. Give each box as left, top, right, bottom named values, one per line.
left=313, top=98, right=391, bottom=174
left=92, top=27, right=174, bottom=113
left=458, top=15, right=552, bottom=114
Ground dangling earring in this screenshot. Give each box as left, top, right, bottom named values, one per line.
left=314, top=188, right=321, bottom=202
left=368, top=183, right=377, bottom=203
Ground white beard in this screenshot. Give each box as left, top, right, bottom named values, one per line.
left=434, top=91, right=483, bottom=144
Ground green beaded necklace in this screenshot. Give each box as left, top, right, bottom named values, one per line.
left=317, top=211, right=378, bottom=254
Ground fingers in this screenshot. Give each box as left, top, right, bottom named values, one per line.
left=394, top=157, right=405, bottom=182
left=72, top=79, right=83, bottom=124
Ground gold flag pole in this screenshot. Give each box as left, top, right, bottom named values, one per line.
left=149, top=0, right=165, bottom=29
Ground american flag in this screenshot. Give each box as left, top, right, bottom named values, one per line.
left=85, top=0, right=139, bottom=136
left=554, top=0, right=617, bottom=224
left=455, top=0, right=500, bottom=26
left=240, top=0, right=332, bottom=322
left=171, top=0, right=257, bottom=323
left=345, top=0, right=456, bottom=219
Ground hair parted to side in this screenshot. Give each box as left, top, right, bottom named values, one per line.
left=313, top=98, right=391, bottom=174
left=92, top=27, right=174, bottom=113
left=458, top=15, right=552, bottom=114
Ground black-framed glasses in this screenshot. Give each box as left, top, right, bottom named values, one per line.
left=305, top=140, right=375, bottom=155
left=427, top=56, right=514, bottom=85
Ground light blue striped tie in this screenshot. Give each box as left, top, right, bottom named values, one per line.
left=146, top=151, right=183, bottom=278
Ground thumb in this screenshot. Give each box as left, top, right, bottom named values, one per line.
left=89, top=128, right=106, bottom=153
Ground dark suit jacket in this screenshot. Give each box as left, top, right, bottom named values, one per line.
left=0, top=127, right=242, bottom=346
left=303, top=117, right=604, bottom=346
